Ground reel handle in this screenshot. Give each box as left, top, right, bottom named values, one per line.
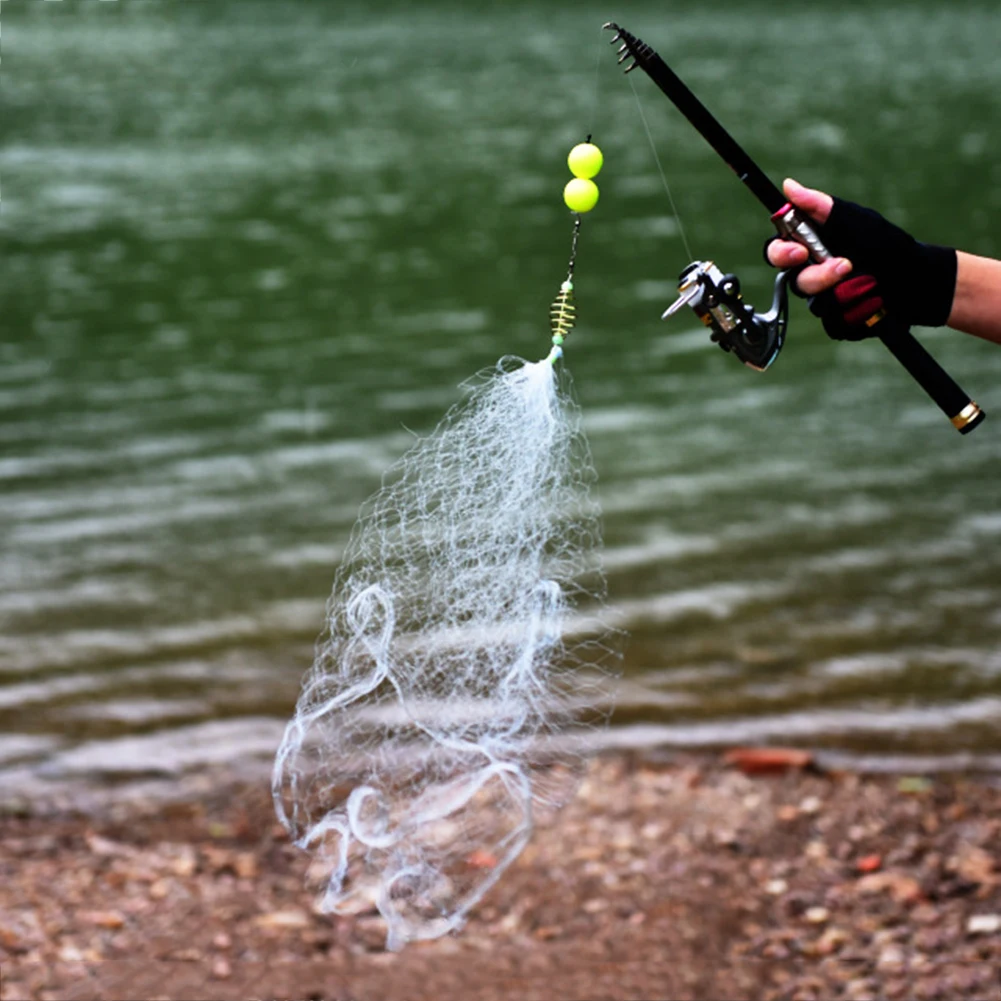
left=772, top=204, right=985, bottom=434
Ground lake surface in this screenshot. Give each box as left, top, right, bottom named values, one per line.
left=4, top=0, right=1001, bottom=801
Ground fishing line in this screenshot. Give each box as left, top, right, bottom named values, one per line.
left=586, top=24, right=606, bottom=142
left=628, top=71, right=694, bottom=262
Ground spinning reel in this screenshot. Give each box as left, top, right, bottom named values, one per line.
left=663, top=262, right=791, bottom=372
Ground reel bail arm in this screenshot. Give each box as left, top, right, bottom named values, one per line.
left=663, top=262, right=789, bottom=372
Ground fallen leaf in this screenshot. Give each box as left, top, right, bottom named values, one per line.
left=723, top=748, right=813, bottom=775
left=533, top=925, right=561, bottom=940
left=897, top=776, right=933, bottom=794
left=466, top=850, right=498, bottom=869
left=856, top=871, right=922, bottom=904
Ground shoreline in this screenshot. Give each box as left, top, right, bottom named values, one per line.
left=3, top=750, right=1001, bottom=1000
left=8, top=727, right=1001, bottom=822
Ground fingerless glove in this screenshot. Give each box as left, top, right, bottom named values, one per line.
left=809, top=198, right=957, bottom=340
left=808, top=274, right=885, bottom=342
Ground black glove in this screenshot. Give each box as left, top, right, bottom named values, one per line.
left=807, top=274, right=887, bottom=342
left=766, top=198, right=958, bottom=340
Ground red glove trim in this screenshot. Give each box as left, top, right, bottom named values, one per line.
left=834, top=275, right=885, bottom=328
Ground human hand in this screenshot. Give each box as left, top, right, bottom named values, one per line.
left=766, top=178, right=853, bottom=295
left=765, top=178, right=957, bottom=339
left=766, top=178, right=883, bottom=341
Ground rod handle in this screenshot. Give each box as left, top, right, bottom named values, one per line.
left=772, top=205, right=985, bottom=434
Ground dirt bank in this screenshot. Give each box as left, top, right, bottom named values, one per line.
left=3, top=752, right=1001, bottom=1000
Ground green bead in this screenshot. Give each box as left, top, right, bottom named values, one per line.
left=552, top=334, right=564, bottom=345
left=563, top=178, right=598, bottom=213
left=568, top=143, right=603, bottom=180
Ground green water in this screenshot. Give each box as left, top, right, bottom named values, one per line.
left=3, top=0, right=1001, bottom=794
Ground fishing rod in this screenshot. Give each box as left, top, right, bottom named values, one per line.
left=605, top=22, right=985, bottom=435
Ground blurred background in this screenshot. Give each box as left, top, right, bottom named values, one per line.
left=3, top=0, right=1001, bottom=804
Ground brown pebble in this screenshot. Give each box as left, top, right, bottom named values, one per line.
left=233, top=851, right=259, bottom=879
left=844, top=977, right=878, bottom=1001
left=149, top=879, right=170, bottom=900
left=761, top=941, right=791, bottom=960
left=857, top=871, right=922, bottom=904
left=804, top=840, right=828, bottom=861
left=713, top=828, right=740, bottom=847
left=533, top=925, right=561, bottom=940
left=914, top=927, right=947, bottom=952
left=966, top=913, right=1001, bottom=935
left=80, top=910, right=125, bottom=930
left=0, top=912, right=45, bottom=953
left=254, top=910, right=311, bottom=930
left=812, top=926, right=849, bottom=956
left=883, top=977, right=912, bottom=1000
left=951, top=845, right=995, bottom=886
left=211, top=957, right=232, bottom=980
left=169, top=847, right=197, bottom=878
left=85, top=834, right=133, bottom=858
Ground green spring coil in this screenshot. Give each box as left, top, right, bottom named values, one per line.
left=550, top=281, right=575, bottom=344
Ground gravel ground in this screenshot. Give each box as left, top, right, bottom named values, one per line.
left=3, top=751, right=1001, bottom=1001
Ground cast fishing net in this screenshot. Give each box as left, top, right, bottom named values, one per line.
left=274, top=151, right=617, bottom=951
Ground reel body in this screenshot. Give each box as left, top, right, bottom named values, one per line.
left=663, top=261, right=790, bottom=372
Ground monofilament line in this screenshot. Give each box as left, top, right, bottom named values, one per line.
left=628, top=71, right=694, bottom=262
left=587, top=24, right=605, bottom=142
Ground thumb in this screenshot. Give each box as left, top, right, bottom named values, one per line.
left=783, top=178, right=834, bottom=225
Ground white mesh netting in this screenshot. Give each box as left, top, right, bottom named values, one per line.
left=273, top=354, right=618, bottom=950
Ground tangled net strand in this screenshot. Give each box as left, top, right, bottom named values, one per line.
left=273, top=356, right=617, bottom=950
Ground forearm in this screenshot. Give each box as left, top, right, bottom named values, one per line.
left=947, top=251, right=1001, bottom=344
